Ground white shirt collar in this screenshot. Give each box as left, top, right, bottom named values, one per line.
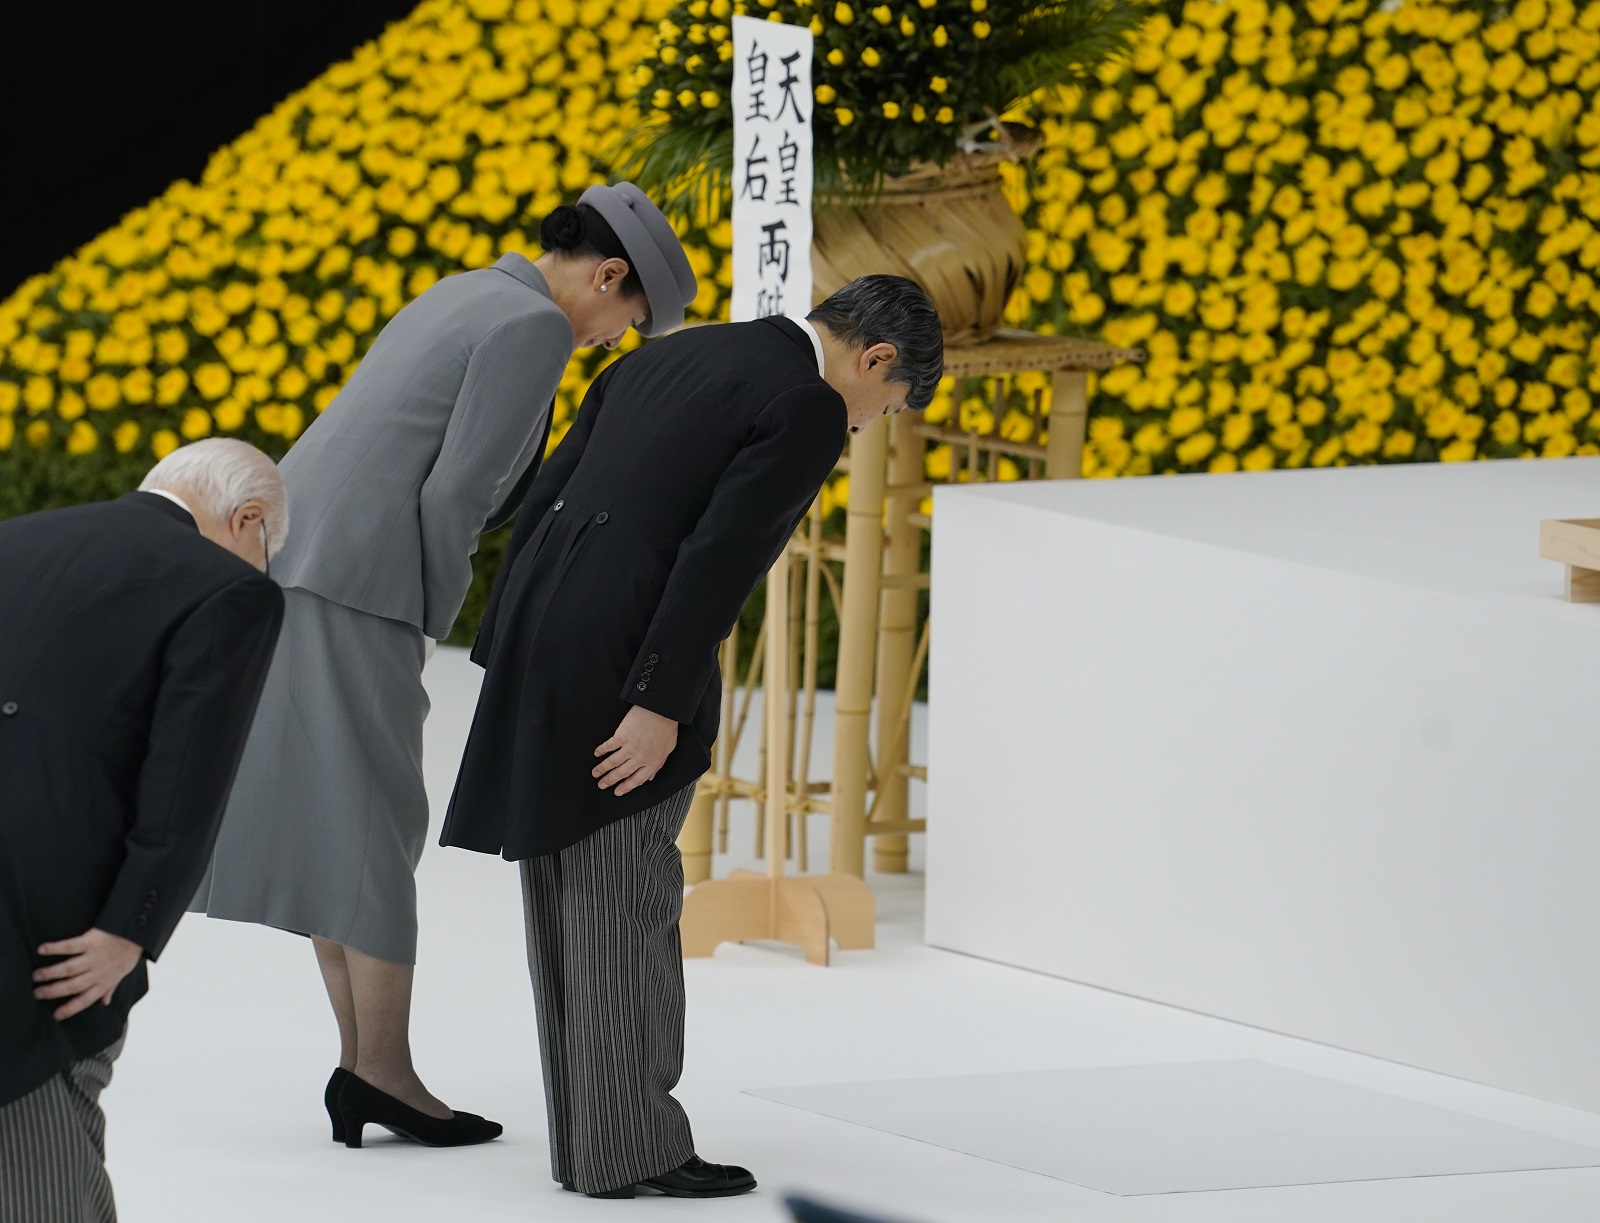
left=795, top=317, right=826, bottom=377
left=144, top=488, right=196, bottom=520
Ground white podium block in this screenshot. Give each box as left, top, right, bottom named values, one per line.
left=928, top=458, right=1600, bottom=1112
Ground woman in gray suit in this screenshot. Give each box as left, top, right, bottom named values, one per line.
left=192, top=184, right=696, bottom=1147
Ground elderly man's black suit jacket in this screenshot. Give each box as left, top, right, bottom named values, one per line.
left=0, top=492, right=283, bottom=1106
left=443, top=316, right=847, bottom=859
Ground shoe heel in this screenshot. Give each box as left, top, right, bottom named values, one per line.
left=326, top=1068, right=350, bottom=1144
left=340, top=1108, right=364, bottom=1149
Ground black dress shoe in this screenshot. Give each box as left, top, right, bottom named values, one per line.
left=325, top=1068, right=352, bottom=1142
left=584, top=1155, right=757, bottom=1198
left=336, top=1073, right=503, bottom=1149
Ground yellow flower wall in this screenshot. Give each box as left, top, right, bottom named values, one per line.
left=3, top=0, right=1599, bottom=623
left=0, top=0, right=702, bottom=511
left=1013, top=0, right=1600, bottom=477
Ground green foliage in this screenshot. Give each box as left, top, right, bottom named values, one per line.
left=620, top=0, right=1150, bottom=218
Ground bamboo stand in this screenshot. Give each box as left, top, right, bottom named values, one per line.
left=676, top=330, right=1144, bottom=958
left=679, top=541, right=876, bottom=964
left=830, top=332, right=1145, bottom=876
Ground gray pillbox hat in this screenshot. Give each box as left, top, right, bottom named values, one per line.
left=578, top=182, right=698, bottom=337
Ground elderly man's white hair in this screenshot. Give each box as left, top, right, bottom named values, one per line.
left=140, top=439, right=289, bottom=557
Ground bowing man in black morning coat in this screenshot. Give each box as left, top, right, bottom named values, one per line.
left=442, top=275, right=942, bottom=1199
left=445, top=315, right=844, bottom=858
left=0, top=481, right=282, bottom=1217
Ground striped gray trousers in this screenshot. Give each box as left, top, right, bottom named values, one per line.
left=0, top=1035, right=123, bottom=1223
left=519, top=784, right=697, bottom=1196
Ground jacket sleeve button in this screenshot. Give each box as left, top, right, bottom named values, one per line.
left=636, top=682, right=647, bottom=691
left=1, top=702, right=16, bottom=716
left=648, top=654, right=659, bottom=663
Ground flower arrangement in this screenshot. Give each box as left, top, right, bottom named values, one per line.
left=5, top=0, right=1600, bottom=636
left=619, top=0, right=1147, bottom=213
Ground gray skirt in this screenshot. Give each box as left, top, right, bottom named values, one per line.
left=191, top=587, right=430, bottom=964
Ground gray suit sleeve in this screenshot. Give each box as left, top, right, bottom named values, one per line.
left=418, top=309, right=573, bottom=639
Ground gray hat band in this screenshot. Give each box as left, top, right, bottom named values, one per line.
left=578, top=183, right=697, bottom=336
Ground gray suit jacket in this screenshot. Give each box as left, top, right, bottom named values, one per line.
left=273, top=254, right=573, bottom=639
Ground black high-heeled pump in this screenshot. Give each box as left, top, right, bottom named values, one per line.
left=336, top=1073, right=503, bottom=1149
left=325, top=1068, right=352, bottom=1142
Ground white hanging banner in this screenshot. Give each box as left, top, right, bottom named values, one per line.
left=730, top=14, right=813, bottom=323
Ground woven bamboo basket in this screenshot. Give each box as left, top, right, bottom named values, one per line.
left=812, top=145, right=1031, bottom=345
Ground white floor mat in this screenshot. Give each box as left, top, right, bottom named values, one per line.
left=750, top=1060, right=1600, bottom=1195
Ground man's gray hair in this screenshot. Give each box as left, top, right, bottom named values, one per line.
left=140, top=439, right=289, bottom=558
left=809, top=275, right=944, bottom=412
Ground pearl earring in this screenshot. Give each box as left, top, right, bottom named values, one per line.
left=600, top=285, right=608, bottom=292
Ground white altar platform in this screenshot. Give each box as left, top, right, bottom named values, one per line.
left=926, top=457, right=1600, bottom=1114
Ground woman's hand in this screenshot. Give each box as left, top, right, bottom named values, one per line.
left=33, top=929, right=144, bottom=1020
left=594, top=705, right=679, bottom=796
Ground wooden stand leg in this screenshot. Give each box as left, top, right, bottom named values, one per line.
left=680, top=877, right=773, bottom=956
left=1045, top=369, right=1089, bottom=480
left=679, top=543, right=876, bottom=964
left=1566, top=564, right=1600, bottom=602
left=831, top=426, right=887, bottom=878
left=775, top=878, right=831, bottom=966
left=872, top=413, right=922, bottom=873
left=678, top=783, right=715, bottom=885
left=800, top=873, right=876, bottom=950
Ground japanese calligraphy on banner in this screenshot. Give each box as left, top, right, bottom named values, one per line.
left=730, top=15, right=813, bottom=324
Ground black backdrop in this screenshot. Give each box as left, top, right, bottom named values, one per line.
left=3, top=0, right=420, bottom=296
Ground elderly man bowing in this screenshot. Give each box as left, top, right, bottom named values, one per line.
left=0, top=439, right=285, bottom=1223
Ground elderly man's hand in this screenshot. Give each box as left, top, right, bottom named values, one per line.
left=33, top=929, right=144, bottom=1021
left=594, top=705, right=679, bottom=797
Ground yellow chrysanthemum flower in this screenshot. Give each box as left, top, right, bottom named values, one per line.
left=180, top=408, right=213, bottom=440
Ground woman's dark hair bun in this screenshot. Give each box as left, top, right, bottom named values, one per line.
left=539, top=205, right=587, bottom=252
left=536, top=200, right=646, bottom=299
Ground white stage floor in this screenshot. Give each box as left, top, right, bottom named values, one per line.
left=105, top=648, right=1600, bottom=1222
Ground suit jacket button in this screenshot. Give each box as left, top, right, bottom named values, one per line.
left=648, top=654, right=659, bottom=663
left=0, top=702, right=15, bottom=716
left=636, top=682, right=647, bottom=691
left=553, top=500, right=564, bottom=511
left=596, top=512, right=608, bottom=524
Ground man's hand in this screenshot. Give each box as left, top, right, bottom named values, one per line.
left=594, top=705, right=679, bottom=797
left=33, top=929, right=144, bottom=1021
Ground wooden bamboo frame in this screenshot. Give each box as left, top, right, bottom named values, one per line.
left=829, top=331, right=1144, bottom=879
left=679, top=539, right=876, bottom=965
left=676, top=329, right=1144, bottom=963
